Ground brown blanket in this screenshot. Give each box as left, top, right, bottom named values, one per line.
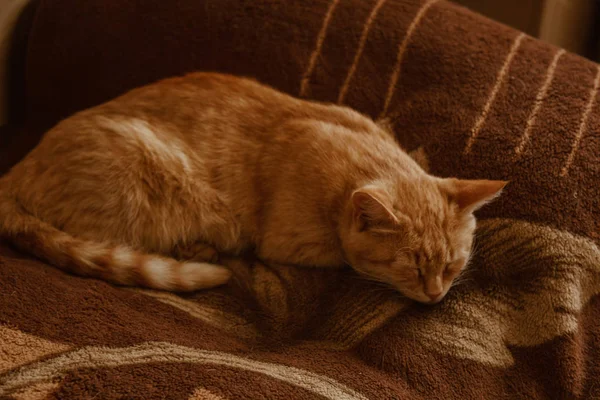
left=2, top=0, right=600, bottom=398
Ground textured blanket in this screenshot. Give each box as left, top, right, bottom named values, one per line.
left=1, top=0, right=600, bottom=398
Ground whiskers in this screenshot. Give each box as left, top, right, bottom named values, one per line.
left=448, top=243, right=481, bottom=290
left=469, top=240, right=482, bottom=265
left=343, top=256, right=395, bottom=290
left=354, top=270, right=388, bottom=285
left=450, top=267, right=475, bottom=289
left=352, top=270, right=397, bottom=294
left=355, top=278, right=397, bottom=297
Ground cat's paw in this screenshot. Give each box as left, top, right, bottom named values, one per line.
left=173, top=242, right=219, bottom=263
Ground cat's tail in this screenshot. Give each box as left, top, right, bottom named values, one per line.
left=0, top=191, right=232, bottom=292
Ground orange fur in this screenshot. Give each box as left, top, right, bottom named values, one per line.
left=0, top=73, right=505, bottom=302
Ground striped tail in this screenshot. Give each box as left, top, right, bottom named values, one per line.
left=0, top=193, right=231, bottom=291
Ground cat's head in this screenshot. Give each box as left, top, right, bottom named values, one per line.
left=340, top=177, right=507, bottom=304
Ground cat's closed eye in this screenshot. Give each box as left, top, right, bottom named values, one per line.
left=443, top=264, right=452, bottom=277
left=443, top=261, right=464, bottom=278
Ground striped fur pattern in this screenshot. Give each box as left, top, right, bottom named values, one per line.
left=0, top=191, right=231, bottom=291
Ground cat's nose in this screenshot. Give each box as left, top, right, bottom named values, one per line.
left=425, top=277, right=444, bottom=303
left=426, top=291, right=443, bottom=302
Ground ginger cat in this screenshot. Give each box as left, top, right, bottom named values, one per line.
left=0, top=73, right=506, bottom=304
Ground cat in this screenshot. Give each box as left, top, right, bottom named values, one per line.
left=0, top=72, right=506, bottom=304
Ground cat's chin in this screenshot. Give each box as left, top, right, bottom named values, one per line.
left=400, top=291, right=444, bottom=305
left=425, top=296, right=445, bottom=305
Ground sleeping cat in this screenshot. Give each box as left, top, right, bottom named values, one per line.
left=0, top=73, right=506, bottom=304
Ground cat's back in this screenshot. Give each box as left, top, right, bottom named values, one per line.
left=101, top=72, right=386, bottom=142
left=106, top=72, right=407, bottom=189
left=6, top=72, right=405, bottom=191
left=99, top=72, right=300, bottom=130
left=35, top=72, right=385, bottom=151
left=9, top=73, right=300, bottom=181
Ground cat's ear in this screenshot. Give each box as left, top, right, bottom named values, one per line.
left=351, top=186, right=398, bottom=231
left=444, top=179, right=508, bottom=213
